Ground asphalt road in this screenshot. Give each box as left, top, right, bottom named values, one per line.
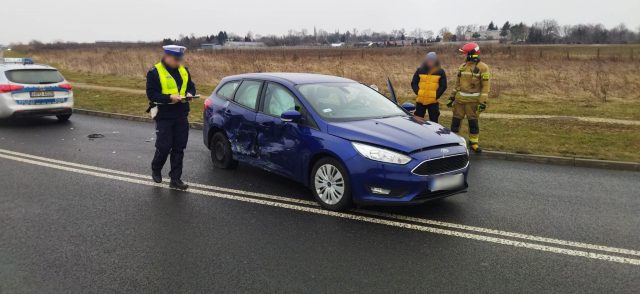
left=1, top=114, right=639, bottom=293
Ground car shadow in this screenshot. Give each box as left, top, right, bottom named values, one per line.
left=359, top=199, right=462, bottom=219
left=214, top=162, right=462, bottom=219
left=0, top=117, right=69, bottom=128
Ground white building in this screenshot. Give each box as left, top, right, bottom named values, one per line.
left=224, top=41, right=266, bottom=48
left=464, top=30, right=504, bottom=40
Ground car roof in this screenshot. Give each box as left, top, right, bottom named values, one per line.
left=223, top=72, right=356, bottom=85
left=0, top=63, right=57, bottom=71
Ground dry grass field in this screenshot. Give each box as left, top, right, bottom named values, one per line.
left=7, top=45, right=640, bottom=161
left=22, top=44, right=640, bottom=120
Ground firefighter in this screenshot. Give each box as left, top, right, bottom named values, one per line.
left=446, top=42, right=490, bottom=153
left=411, top=52, right=447, bottom=123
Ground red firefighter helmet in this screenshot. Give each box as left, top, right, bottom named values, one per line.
left=459, top=42, right=480, bottom=55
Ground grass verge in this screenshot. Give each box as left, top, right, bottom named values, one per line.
left=73, top=87, right=640, bottom=162
left=57, top=68, right=639, bottom=121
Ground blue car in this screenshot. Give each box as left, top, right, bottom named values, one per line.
left=203, top=73, right=469, bottom=211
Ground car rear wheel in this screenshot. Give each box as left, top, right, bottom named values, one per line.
left=210, top=132, right=238, bottom=169
left=311, top=157, right=352, bottom=211
left=56, top=114, right=71, bottom=122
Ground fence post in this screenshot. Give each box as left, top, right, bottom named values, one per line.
left=597, top=48, right=600, bottom=60
left=566, top=50, right=570, bottom=61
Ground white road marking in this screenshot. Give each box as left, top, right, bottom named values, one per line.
left=0, top=148, right=315, bottom=206
left=0, top=151, right=639, bottom=266
left=1, top=147, right=639, bottom=259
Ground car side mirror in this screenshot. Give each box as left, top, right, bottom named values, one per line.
left=281, top=110, right=302, bottom=122
left=401, top=102, right=416, bottom=112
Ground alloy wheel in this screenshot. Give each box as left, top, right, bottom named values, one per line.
left=314, top=164, right=345, bottom=205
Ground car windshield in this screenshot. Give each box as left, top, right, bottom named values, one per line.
left=5, top=69, right=64, bottom=84
left=296, top=82, right=407, bottom=121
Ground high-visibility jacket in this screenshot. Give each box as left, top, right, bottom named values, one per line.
left=452, top=61, right=490, bottom=104
left=411, top=65, right=447, bottom=105
left=155, top=62, right=189, bottom=96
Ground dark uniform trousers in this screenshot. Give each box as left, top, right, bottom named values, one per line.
left=151, top=116, right=189, bottom=181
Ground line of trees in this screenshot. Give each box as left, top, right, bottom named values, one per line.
left=458, top=20, right=639, bottom=44
left=9, top=20, right=640, bottom=50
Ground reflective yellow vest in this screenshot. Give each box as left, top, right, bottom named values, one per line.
left=154, top=62, right=189, bottom=96
left=416, top=68, right=441, bottom=105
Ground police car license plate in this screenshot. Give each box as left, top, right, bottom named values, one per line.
left=30, top=91, right=54, bottom=98
left=430, top=173, right=464, bottom=192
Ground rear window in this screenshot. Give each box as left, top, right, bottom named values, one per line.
left=5, top=69, right=64, bottom=84
left=217, top=81, right=240, bottom=99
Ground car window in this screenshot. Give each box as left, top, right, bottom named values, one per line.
left=234, top=80, right=262, bottom=109
left=263, top=83, right=300, bottom=117
left=217, top=81, right=240, bottom=99
left=297, top=82, right=407, bottom=122
left=5, top=69, right=64, bottom=84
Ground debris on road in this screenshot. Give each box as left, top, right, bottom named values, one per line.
left=88, top=134, right=105, bottom=139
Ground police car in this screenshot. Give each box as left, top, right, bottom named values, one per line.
left=0, top=58, right=73, bottom=121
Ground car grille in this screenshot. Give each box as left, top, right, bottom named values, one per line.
left=412, top=154, right=469, bottom=176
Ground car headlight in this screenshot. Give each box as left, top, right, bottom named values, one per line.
left=457, top=135, right=467, bottom=148
left=352, top=142, right=411, bottom=165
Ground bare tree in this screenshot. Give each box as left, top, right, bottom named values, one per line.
left=456, top=26, right=467, bottom=41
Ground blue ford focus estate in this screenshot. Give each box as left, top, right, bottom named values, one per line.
left=203, top=73, right=469, bottom=211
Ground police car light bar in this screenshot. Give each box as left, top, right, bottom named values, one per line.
left=1, top=58, right=34, bottom=64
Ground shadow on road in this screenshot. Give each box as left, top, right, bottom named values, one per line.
left=0, top=117, right=69, bottom=128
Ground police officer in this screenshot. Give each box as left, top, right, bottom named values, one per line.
left=446, top=42, right=490, bottom=153
left=146, top=45, right=196, bottom=190
left=411, top=52, right=447, bottom=123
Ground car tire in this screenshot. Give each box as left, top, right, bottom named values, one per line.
left=210, top=132, right=238, bottom=169
left=56, top=114, right=71, bottom=122
left=310, top=157, right=352, bottom=211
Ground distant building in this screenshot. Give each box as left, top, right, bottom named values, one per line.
left=385, top=40, right=412, bottom=47
left=353, top=41, right=374, bottom=48
left=200, top=43, right=223, bottom=50
left=224, top=41, right=266, bottom=48
left=464, top=30, right=504, bottom=41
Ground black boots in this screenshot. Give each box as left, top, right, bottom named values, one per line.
left=170, top=179, right=189, bottom=190
left=152, top=170, right=188, bottom=190
left=152, top=170, right=162, bottom=183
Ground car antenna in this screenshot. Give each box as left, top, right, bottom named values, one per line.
left=386, top=77, right=398, bottom=104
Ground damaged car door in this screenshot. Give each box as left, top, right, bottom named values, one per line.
left=225, top=80, right=262, bottom=159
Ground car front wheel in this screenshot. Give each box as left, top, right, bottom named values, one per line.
left=210, top=132, right=238, bottom=169
left=311, top=157, right=352, bottom=211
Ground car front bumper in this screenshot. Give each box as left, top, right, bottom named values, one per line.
left=344, top=146, right=470, bottom=205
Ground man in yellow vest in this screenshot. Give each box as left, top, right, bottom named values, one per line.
left=446, top=42, right=490, bottom=153
left=146, top=45, right=196, bottom=190
left=411, top=52, right=447, bottom=123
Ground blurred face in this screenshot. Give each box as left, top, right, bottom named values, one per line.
left=163, top=54, right=182, bottom=68
left=425, top=59, right=436, bottom=68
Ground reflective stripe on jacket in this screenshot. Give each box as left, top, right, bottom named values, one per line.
left=154, top=62, right=189, bottom=96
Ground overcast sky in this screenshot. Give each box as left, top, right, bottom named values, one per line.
left=2, top=0, right=639, bottom=44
